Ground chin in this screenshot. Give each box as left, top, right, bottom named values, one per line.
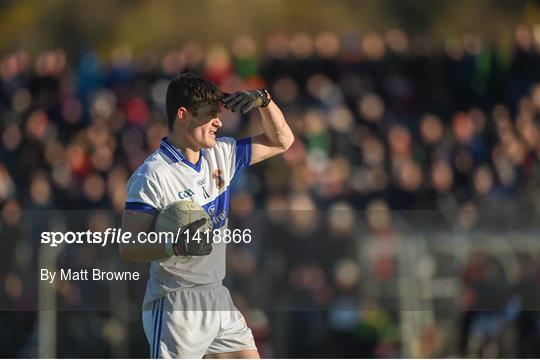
left=200, top=139, right=217, bottom=149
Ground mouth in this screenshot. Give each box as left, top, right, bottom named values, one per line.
left=209, top=130, right=217, bottom=137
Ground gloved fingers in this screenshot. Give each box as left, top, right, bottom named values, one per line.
left=226, top=96, right=246, bottom=112
left=202, top=243, right=212, bottom=255
left=178, top=242, right=188, bottom=256
left=191, top=241, right=211, bottom=256
left=232, top=97, right=251, bottom=112
left=240, top=101, right=255, bottom=114
left=221, top=92, right=234, bottom=102
left=188, top=218, right=208, bottom=232
left=223, top=93, right=244, bottom=110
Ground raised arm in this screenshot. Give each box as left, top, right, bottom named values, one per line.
left=223, top=90, right=294, bottom=165
left=251, top=100, right=294, bottom=164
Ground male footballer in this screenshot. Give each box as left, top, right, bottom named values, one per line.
left=119, top=73, right=294, bottom=358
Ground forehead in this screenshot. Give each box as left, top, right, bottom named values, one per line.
left=196, top=102, right=220, bottom=115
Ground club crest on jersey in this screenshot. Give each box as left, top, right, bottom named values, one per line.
left=212, top=169, right=225, bottom=189
left=178, top=188, right=195, bottom=199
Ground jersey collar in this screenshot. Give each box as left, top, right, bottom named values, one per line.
left=160, top=137, right=204, bottom=173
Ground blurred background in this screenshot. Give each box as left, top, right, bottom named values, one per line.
left=1, top=0, right=540, bottom=358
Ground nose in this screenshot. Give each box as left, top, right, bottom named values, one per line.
left=213, top=117, right=222, bottom=128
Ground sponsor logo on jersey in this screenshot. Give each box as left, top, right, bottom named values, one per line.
left=202, top=190, right=230, bottom=228
left=212, top=169, right=225, bottom=189
left=210, top=210, right=227, bottom=226
left=196, top=178, right=207, bottom=186
left=206, top=203, right=227, bottom=226
left=178, top=188, right=195, bottom=199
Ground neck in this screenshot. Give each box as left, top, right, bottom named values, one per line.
left=167, top=133, right=201, bottom=165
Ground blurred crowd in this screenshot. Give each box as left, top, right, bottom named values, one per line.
left=1, top=26, right=540, bottom=357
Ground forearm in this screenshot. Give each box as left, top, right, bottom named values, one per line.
left=119, top=209, right=168, bottom=263
left=119, top=241, right=168, bottom=263
left=258, top=101, right=294, bottom=150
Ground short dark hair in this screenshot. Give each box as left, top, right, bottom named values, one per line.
left=165, top=73, right=223, bottom=130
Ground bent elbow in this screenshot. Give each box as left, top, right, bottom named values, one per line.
left=283, top=134, right=294, bottom=151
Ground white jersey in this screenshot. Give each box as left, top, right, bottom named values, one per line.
left=125, top=136, right=251, bottom=307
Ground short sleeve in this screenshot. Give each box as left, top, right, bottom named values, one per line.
left=234, top=137, right=252, bottom=174
left=124, top=174, right=161, bottom=215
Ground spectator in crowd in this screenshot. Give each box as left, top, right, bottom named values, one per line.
left=1, top=26, right=540, bottom=357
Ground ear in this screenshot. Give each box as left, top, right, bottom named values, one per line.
left=176, top=107, right=188, bottom=126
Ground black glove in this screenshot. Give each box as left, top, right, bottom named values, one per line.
left=172, top=218, right=212, bottom=256
left=222, top=89, right=271, bottom=114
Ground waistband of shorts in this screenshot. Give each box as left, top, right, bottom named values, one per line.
left=142, top=281, right=224, bottom=309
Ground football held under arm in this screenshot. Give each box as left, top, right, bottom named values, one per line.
left=120, top=171, right=213, bottom=262
left=119, top=209, right=211, bottom=263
